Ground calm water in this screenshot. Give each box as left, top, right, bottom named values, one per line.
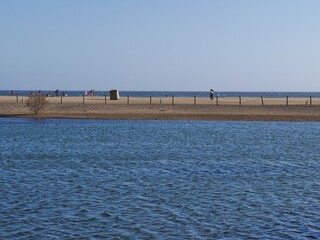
left=1, top=118, right=320, bottom=239
left=2, top=90, right=320, bottom=98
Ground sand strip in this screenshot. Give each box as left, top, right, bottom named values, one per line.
left=1, top=96, right=320, bottom=121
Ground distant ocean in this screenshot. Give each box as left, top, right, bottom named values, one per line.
left=1, top=90, right=320, bottom=98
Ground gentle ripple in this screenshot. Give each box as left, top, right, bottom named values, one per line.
left=1, top=118, right=320, bottom=239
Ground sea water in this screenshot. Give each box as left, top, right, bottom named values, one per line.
left=2, top=90, right=320, bottom=98
left=1, top=118, right=320, bottom=239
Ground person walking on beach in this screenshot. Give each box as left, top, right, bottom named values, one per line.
left=210, top=89, right=214, bottom=100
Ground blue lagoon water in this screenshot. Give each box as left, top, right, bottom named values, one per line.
left=1, top=118, right=320, bottom=239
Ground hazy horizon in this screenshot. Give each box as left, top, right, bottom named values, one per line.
left=4, top=88, right=320, bottom=93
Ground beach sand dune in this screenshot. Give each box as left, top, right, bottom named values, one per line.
left=1, top=96, right=320, bottom=121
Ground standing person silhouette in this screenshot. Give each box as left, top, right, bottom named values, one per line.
left=210, top=89, right=214, bottom=100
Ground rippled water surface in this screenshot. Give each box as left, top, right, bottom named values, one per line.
left=1, top=118, right=320, bottom=239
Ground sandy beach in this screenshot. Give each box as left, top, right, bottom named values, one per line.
left=1, top=96, right=320, bottom=121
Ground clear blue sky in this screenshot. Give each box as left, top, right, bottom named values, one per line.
left=1, top=0, right=320, bottom=91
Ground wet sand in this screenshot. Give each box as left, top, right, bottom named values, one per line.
left=1, top=96, right=320, bottom=121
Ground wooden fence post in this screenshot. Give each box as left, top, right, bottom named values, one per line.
left=61, top=95, right=63, bottom=104
left=261, top=96, right=264, bottom=106
left=105, top=95, right=107, bottom=104
left=150, top=96, right=152, bottom=104
left=239, top=96, right=241, bottom=106
left=216, top=96, right=219, bottom=106
left=286, top=96, right=288, bottom=106
left=172, top=96, right=174, bottom=105
left=127, top=96, right=130, bottom=104
left=194, top=96, right=196, bottom=105
left=310, top=96, right=312, bottom=106
left=83, top=95, right=85, bottom=104
left=16, top=95, right=18, bottom=103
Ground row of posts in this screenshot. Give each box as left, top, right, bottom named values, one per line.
left=137, top=96, right=315, bottom=106
left=12, top=95, right=315, bottom=106
left=238, top=96, right=313, bottom=106
left=125, top=95, right=315, bottom=106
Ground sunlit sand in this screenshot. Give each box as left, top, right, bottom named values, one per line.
left=1, top=96, right=320, bottom=121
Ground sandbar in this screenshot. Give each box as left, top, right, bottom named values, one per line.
left=1, top=96, right=320, bottom=121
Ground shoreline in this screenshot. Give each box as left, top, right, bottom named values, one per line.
left=1, top=96, right=320, bottom=122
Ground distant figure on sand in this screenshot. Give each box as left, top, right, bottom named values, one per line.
left=210, top=89, right=214, bottom=100
left=89, top=89, right=95, bottom=96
